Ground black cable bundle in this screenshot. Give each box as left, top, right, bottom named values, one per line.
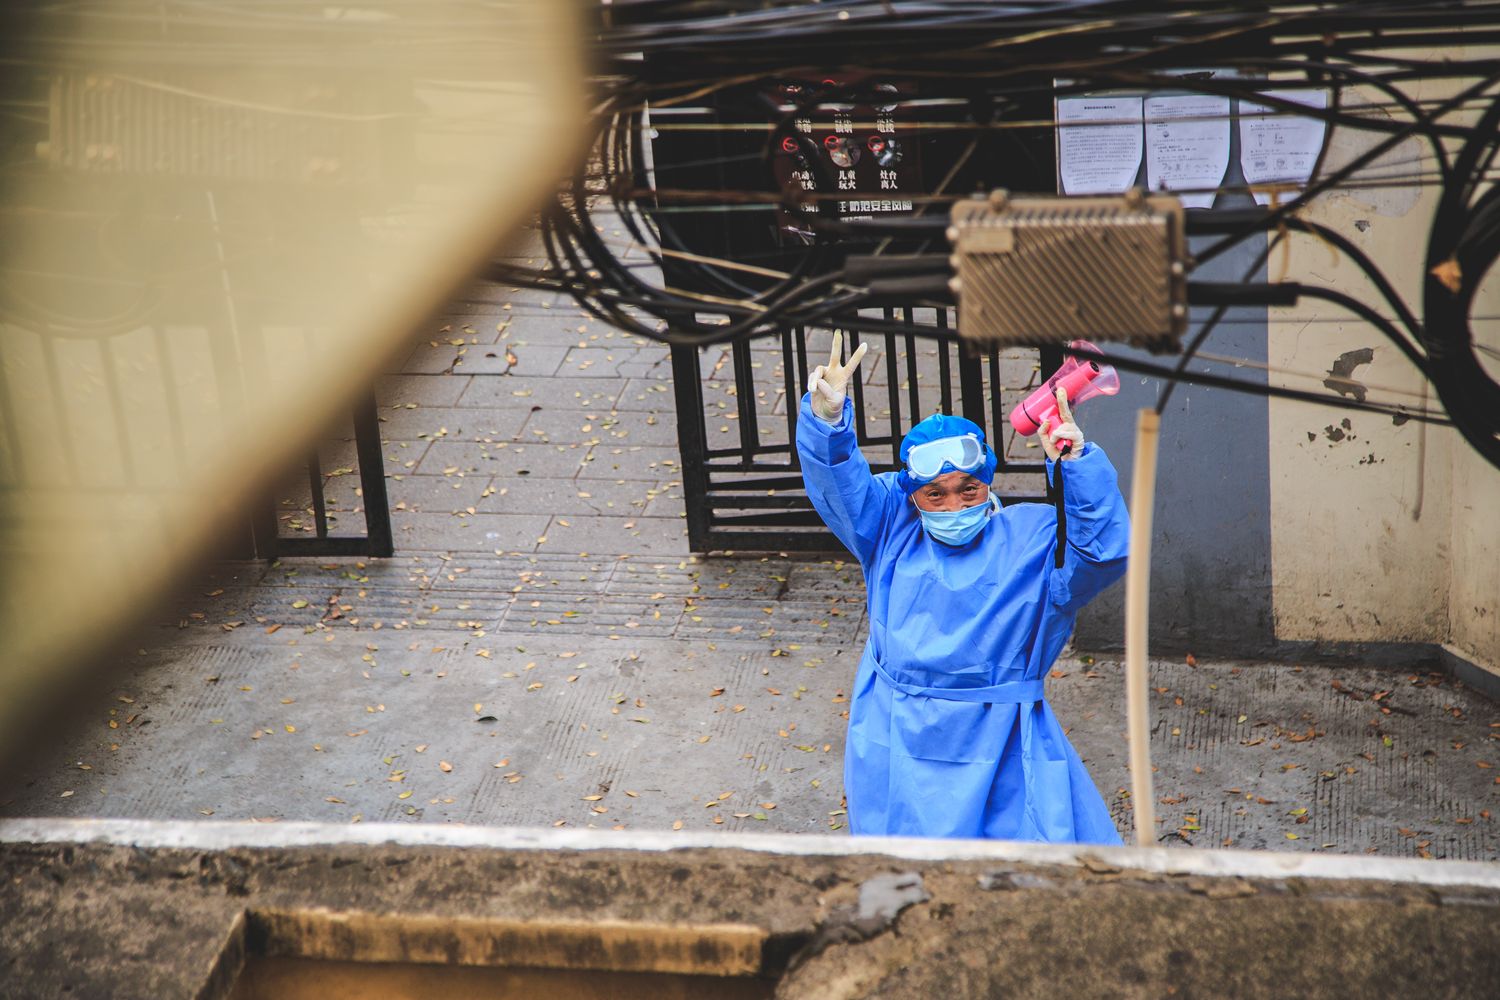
left=493, top=0, right=1500, bottom=465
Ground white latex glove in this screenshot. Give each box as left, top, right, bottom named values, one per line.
left=808, top=331, right=869, bottom=423
left=1039, top=386, right=1085, bottom=461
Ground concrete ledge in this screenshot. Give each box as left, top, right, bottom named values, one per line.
left=5, top=818, right=1499, bottom=999
left=5, top=816, right=1500, bottom=889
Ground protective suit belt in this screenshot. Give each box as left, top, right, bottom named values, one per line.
left=870, top=659, right=1045, bottom=704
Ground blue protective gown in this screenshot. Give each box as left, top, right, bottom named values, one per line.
left=797, top=395, right=1129, bottom=844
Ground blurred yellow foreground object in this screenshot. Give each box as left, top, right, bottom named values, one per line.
left=0, top=1, right=586, bottom=763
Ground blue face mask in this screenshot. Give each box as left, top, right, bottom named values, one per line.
left=917, top=494, right=998, bottom=546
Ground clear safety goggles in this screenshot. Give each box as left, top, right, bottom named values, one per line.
left=905, top=433, right=985, bottom=481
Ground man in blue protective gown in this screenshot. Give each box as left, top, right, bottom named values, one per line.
left=797, top=333, right=1129, bottom=844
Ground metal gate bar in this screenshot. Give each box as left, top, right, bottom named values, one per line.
left=882, top=313, right=903, bottom=467
left=251, top=390, right=393, bottom=559
left=902, top=308, right=920, bottom=425
left=732, top=338, right=758, bottom=461
left=308, top=447, right=329, bottom=538
left=670, top=341, right=713, bottom=547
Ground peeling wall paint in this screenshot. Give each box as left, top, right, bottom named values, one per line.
left=1269, top=297, right=1453, bottom=643
left=1323, top=348, right=1375, bottom=402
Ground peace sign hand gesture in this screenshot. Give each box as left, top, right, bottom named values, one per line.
left=808, top=331, right=869, bottom=423
left=1039, top=386, right=1085, bottom=461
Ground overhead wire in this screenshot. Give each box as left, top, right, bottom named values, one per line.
left=502, top=0, right=1500, bottom=457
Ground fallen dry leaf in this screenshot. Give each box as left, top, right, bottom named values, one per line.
left=1430, top=256, right=1463, bottom=294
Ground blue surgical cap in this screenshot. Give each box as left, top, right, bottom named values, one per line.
left=897, top=413, right=997, bottom=494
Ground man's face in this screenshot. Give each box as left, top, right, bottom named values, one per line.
left=911, top=471, right=990, bottom=512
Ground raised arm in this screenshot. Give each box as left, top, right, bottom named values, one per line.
left=1041, top=387, right=1130, bottom=611
left=797, top=333, right=896, bottom=564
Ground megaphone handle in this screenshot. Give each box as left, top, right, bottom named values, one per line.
left=1053, top=385, right=1077, bottom=456
left=1040, top=416, right=1073, bottom=458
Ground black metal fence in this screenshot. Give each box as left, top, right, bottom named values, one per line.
left=246, top=392, right=393, bottom=560
left=0, top=296, right=392, bottom=564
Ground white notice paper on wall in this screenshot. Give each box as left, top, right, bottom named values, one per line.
left=1056, top=96, right=1144, bottom=195
left=1239, top=90, right=1329, bottom=205
left=1145, top=94, right=1231, bottom=208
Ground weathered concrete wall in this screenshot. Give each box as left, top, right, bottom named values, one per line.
left=1267, top=85, right=1451, bottom=646
left=3, top=820, right=1498, bottom=1000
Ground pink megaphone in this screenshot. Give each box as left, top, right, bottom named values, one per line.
left=1008, top=340, right=1120, bottom=437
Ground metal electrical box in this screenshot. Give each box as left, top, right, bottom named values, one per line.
left=949, top=190, right=1189, bottom=352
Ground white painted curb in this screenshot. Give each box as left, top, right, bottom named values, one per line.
left=3, top=817, right=1497, bottom=889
